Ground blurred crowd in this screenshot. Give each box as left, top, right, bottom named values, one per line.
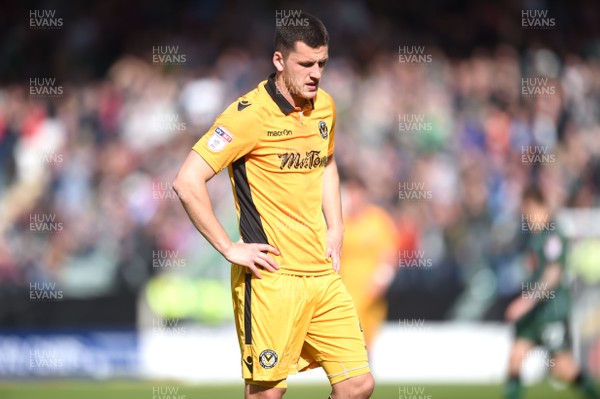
left=1, top=0, right=600, bottom=324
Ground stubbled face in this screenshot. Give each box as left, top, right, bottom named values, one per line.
left=275, top=41, right=328, bottom=100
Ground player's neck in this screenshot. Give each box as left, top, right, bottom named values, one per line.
left=275, top=75, right=308, bottom=109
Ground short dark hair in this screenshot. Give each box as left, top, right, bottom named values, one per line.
left=274, top=12, right=329, bottom=57
left=522, top=185, right=546, bottom=205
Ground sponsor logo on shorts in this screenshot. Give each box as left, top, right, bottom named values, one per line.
left=259, top=349, right=278, bottom=369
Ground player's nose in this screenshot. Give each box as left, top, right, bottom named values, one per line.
left=309, top=65, right=322, bottom=81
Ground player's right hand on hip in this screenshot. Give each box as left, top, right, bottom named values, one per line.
left=224, top=240, right=280, bottom=278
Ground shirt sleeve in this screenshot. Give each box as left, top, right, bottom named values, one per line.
left=543, top=233, right=567, bottom=269
left=192, top=108, right=259, bottom=173
left=327, top=94, right=336, bottom=158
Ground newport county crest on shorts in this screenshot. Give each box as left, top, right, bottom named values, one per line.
left=230, top=264, right=369, bottom=384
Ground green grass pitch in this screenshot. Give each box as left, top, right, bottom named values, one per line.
left=0, top=381, right=593, bottom=399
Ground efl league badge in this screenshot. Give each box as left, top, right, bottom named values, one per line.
left=207, top=126, right=234, bottom=152
left=318, top=120, right=328, bottom=139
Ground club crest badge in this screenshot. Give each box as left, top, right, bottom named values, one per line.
left=259, top=349, right=278, bottom=369
left=318, top=120, right=328, bottom=139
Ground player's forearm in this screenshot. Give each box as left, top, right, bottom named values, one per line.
left=321, top=157, right=344, bottom=232
left=529, top=263, right=562, bottom=303
left=174, top=180, right=232, bottom=256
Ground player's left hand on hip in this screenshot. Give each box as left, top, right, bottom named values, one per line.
left=325, top=228, right=343, bottom=273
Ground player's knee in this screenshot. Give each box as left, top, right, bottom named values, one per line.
left=360, top=373, right=375, bottom=398
left=333, top=373, right=374, bottom=399
left=508, top=357, right=522, bottom=375
left=550, top=356, right=578, bottom=382
left=507, top=353, right=522, bottom=374
left=508, top=341, right=531, bottom=375
left=261, top=389, right=286, bottom=399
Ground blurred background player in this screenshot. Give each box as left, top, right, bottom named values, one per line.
left=504, top=186, right=600, bottom=399
left=340, top=174, right=398, bottom=350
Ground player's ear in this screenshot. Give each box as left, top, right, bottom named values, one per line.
left=273, top=51, right=285, bottom=72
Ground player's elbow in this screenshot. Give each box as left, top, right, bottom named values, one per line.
left=172, top=174, right=192, bottom=203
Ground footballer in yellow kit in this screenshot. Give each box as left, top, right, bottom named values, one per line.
left=174, top=12, right=373, bottom=399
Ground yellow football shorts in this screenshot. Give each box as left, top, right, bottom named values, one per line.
left=231, top=265, right=370, bottom=388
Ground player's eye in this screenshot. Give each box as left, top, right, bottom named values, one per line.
left=318, top=60, right=327, bottom=68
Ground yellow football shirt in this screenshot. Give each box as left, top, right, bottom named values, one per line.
left=193, top=73, right=336, bottom=275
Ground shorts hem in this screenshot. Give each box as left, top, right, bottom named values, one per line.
left=245, top=378, right=287, bottom=389
left=329, top=365, right=371, bottom=385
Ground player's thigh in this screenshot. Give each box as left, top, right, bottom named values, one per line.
left=330, top=371, right=374, bottom=398
left=245, top=383, right=286, bottom=399
left=232, top=268, right=312, bottom=383
left=304, top=274, right=369, bottom=382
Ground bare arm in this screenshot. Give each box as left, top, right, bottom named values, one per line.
left=322, top=156, right=344, bottom=272
left=173, top=151, right=279, bottom=278
left=506, top=263, right=562, bottom=321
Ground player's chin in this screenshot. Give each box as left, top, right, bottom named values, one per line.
left=301, top=86, right=319, bottom=99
